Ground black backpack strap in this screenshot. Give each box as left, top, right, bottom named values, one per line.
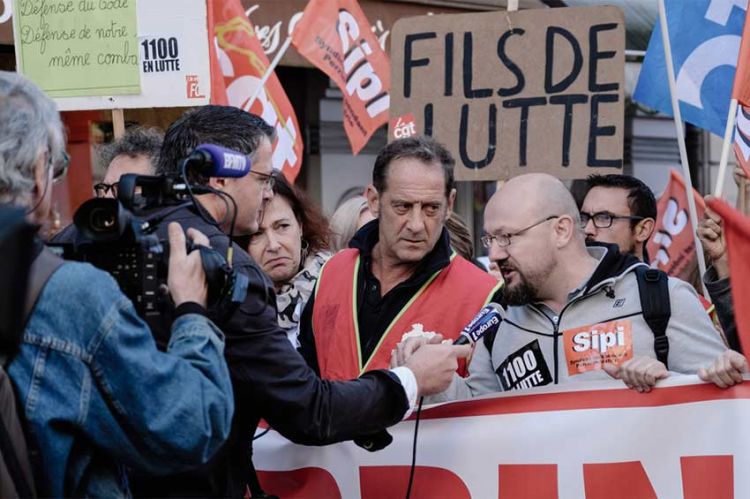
left=0, top=246, right=64, bottom=498
left=634, top=266, right=671, bottom=369
left=483, top=326, right=498, bottom=353
left=23, top=247, right=64, bottom=326
left=0, top=373, right=36, bottom=498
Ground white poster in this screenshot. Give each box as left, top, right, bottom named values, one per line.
left=51, top=0, right=211, bottom=110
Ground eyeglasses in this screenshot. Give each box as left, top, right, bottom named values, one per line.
left=579, top=211, right=644, bottom=229
left=93, top=181, right=120, bottom=198
left=250, top=170, right=276, bottom=191
left=48, top=151, right=70, bottom=184
left=481, top=215, right=560, bottom=249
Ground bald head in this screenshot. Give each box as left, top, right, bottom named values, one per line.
left=483, top=174, right=592, bottom=308
left=487, top=173, right=580, bottom=225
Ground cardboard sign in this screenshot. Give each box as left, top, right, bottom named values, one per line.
left=563, top=319, right=633, bottom=375
left=12, top=0, right=140, bottom=98
left=13, top=0, right=212, bottom=110
left=390, top=6, right=625, bottom=180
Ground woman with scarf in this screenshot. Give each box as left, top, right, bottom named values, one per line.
left=240, top=176, right=332, bottom=346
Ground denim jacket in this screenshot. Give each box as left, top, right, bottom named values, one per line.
left=7, top=261, right=234, bottom=497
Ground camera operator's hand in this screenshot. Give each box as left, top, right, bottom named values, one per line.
left=168, top=222, right=210, bottom=308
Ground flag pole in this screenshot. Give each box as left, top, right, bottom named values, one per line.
left=657, top=0, right=710, bottom=298
left=246, top=35, right=294, bottom=109
left=498, top=0, right=517, bottom=191
left=714, top=100, right=739, bottom=198
left=112, top=109, right=125, bottom=139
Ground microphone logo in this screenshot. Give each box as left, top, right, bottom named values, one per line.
left=456, top=304, right=503, bottom=345
left=222, top=152, right=247, bottom=172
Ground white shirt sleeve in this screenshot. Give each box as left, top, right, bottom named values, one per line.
left=389, top=366, right=418, bottom=419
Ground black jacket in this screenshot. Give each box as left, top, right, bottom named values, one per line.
left=704, top=267, right=740, bottom=352
left=94, top=205, right=410, bottom=497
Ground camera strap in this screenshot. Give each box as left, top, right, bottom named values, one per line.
left=23, top=247, right=64, bottom=327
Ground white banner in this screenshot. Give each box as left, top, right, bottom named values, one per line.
left=41, top=0, right=211, bottom=111
left=254, top=376, right=750, bottom=498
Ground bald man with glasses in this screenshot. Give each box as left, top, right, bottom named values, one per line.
left=396, top=173, right=730, bottom=399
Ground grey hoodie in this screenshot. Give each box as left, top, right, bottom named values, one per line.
left=432, top=245, right=727, bottom=401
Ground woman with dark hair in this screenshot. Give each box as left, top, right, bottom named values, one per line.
left=241, top=175, right=332, bottom=346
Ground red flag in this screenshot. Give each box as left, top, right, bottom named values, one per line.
left=732, top=7, right=750, bottom=107
left=291, top=0, right=390, bottom=155
left=210, top=0, right=303, bottom=182
left=734, top=104, right=750, bottom=179
left=706, top=198, right=750, bottom=351
left=206, top=0, right=228, bottom=106
left=646, top=170, right=706, bottom=277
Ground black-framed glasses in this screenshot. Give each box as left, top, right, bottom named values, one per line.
left=48, top=151, right=70, bottom=183
left=481, top=215, right=560, bottom=249
left=93, top=181, right=120, bottom=198
left=249, top=170, right=276, bottom=191
left=580, top=211, right=644, bottom=229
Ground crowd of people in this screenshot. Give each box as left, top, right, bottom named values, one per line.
left=1, top=70, right=748, bottom=497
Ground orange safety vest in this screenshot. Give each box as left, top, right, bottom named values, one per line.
left=311, top=248, right=503, bottom=380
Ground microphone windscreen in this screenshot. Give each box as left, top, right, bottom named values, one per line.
left=455, top=303, right=504, bottom=345
left=190, top=144, right=251, bottom=178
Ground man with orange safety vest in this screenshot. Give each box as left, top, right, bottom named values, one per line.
left=299, top=136, right=502, bottom=381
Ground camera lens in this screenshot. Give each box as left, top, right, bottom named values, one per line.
left=88, top=207, right=117, bottom=233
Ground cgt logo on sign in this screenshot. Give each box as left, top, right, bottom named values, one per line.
left=390, top=114, right=417, bottom=140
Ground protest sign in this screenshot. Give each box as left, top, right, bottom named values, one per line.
left=12, top=0, right=140, bottom=98
left=12, top=0, right=212, bottom=110
left=647, top=170, right=706, bottom=277
left=390, top=6, right=625, bottom=181
left=254, top=377, right=750, bottom=498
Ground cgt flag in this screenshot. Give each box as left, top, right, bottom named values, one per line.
left=706, top=198, right=750, bottom=352
left=291, top=0, right=390, bottom=155
left=210, top=0, right=303, bottom=182
left=633, top=0, right=747, bottom=137
left=647, top=170, right=706, bottom=278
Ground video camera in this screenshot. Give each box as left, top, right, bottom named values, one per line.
left=52, top=144, right=252, bottom=344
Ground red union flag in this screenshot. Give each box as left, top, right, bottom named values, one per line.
left=732, top=6, right=750, bottom=107
left=291, top=0, right=391, bottom=154
left=734, top=104, right=750, bottom=179
left=646, top=170, right=706, bottom=277
left=209, top=0, right=303, bottom=182
left=706, top=198, right=750, bottom=352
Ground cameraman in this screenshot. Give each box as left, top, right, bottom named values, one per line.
left=139, top=105, right=470, bottom=497
left=0, top=73, right=234, bottom=496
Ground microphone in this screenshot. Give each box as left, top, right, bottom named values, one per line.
left=355, top=303, right=504, bottom=453
left=453, top=303, right=504, bottom=346
left=184, top=144, right=251, bottom=178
